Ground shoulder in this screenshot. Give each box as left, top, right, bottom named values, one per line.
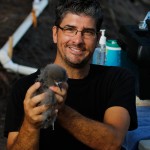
left=12, top=69, right=40, bottom=93
left=90, top=64, right=136, bottom=87
left=90, top=64, right=134, bottom=78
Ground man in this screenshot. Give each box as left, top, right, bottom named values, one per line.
left=4, top=0, right=137, bottom=149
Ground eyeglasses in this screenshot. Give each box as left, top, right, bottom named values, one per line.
left=57, top=25, right=97, bottom=39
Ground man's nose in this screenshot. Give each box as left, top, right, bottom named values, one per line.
left=73, top=31, right=84, bottom=43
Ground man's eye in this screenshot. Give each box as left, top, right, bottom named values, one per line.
left=64, top=27, right=75, bottom=32
left=84, top=30, right=95, bottom=35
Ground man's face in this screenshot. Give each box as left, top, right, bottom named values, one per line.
left=53, top=13, right=98, bottom=68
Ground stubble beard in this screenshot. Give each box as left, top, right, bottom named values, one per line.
left=59, top=50, right=90, bottom=69
left=65, top=55, right=89, bottom=69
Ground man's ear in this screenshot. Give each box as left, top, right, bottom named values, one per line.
left=52, top=26, right=57, bottom=43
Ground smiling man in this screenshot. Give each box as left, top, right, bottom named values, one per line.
left=53, top=13, right=97, bottom=70
left=4, top=0, right=137, bottom=150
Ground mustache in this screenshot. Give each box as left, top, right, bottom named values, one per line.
left=66, top=43, right=86, bottom=50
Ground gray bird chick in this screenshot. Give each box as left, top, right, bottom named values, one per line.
left=35, top=64, right=68, bottom=130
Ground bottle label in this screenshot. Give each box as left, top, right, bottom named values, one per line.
left=105, top=40, right=121, bottom=66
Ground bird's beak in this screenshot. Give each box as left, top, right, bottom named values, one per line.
left=54, top=80, right=62, bottom=91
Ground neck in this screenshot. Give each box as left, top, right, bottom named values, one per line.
left=67, top=66, right=90, bottom=79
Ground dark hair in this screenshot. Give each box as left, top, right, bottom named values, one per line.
left=55, top=0, right=103, bottom=32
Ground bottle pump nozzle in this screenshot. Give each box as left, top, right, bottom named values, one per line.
left=100, top=29, right=106, bottom=45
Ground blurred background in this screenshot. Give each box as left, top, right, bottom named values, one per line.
left=0, top=0, right=150, bottom=149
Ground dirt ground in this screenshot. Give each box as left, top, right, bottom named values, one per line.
left=0, top=0, right=149, bottom=149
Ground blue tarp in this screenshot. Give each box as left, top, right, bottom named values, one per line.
left=123, top=106, right=150, bottom=150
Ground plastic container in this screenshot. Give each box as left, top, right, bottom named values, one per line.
left=105, top=40, right=121, bottom=66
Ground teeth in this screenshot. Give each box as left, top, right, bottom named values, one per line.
left=69, top=46, right=81, bottom=51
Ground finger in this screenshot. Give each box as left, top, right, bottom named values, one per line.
left=25, top=82, right=41, bottom=100
left=34, top=115, right=44, bottom=123
left=28, top=114, right=45, bottom=126
left=50, top=82, right=68, bottom=95
left=33, top=104, right=50, bottom=115
left=60, top=82, right=68, bottom=90
left=30, top=92, right=48, bottom=107
left=55, top=94, right=64, bottom=103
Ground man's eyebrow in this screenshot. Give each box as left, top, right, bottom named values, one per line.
left=63, top=25, right=76, bottom=28
left=84, top=28, right=96, bottom=31
left=63, top=25, right=96, bottom=31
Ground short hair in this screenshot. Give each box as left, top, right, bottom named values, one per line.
left=54, top=0, right=103, bottom=32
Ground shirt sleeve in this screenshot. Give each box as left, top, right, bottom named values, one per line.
left=107, top=67, right=138, bottom=130
left=4, top=80, right=25, bottom=137
left=4, top=70, right=39, bottom=137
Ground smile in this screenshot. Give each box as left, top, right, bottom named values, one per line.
left=69, top=46, right=84, bottom=55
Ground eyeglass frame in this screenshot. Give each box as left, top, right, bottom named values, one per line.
left=56, top=25, right=98, bottom=39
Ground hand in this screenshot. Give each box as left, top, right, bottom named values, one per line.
left=23, top=82, right=51, bottom=129
left=49, top=82, right=68, bottom=112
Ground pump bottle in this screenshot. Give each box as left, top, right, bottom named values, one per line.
left=92, top=29, right=106, bottom=65
left=99, top=29, right=106, bottom=65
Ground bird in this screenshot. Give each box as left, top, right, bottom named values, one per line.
left=35, top=64, right=68, bottom=130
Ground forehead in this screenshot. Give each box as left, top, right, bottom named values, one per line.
left=60, top=13, right=96, bottom=29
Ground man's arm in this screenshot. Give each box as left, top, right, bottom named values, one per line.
left=7, top=123, right=40, bottom=150
left=58, top=105, right=130, bottom=150
left=6, top=82, right=49, bottom=150
left=6, top=82, right=68, bottom=150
